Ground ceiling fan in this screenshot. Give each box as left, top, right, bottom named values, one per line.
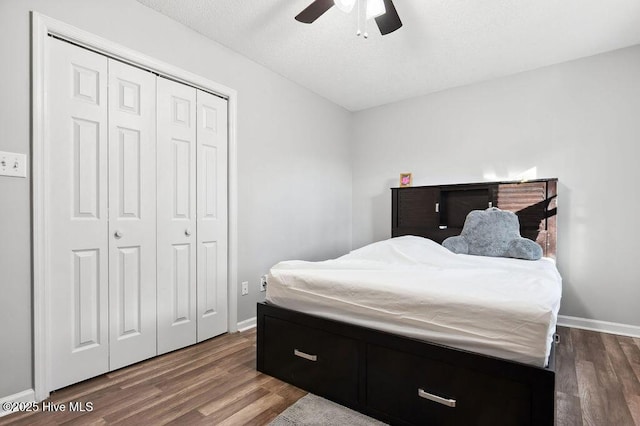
left=295, top=0, right=403, bottom=36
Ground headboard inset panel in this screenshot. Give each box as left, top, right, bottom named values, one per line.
left=391, top=179, right=558, bottom=258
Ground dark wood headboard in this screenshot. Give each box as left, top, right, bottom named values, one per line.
left=391, top=179, right=558, bottom=258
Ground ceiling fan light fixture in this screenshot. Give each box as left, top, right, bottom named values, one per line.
left=295, top=0, right=402, bottom=36
left=334, top=0, right=356, bottom=13
left=366, top=0, right=386, bottom=20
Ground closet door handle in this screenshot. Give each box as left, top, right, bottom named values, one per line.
left=185, top=228, right=192, bottom=236
left=114, top=230, right=123, bottom=239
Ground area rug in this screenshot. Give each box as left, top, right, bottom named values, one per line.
left=269, top=394, right=388, bottom=426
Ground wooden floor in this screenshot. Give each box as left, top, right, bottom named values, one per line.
left=1, top=329, right=305, bottom=426
left=2, top=326, right=639, bottom=425
left=555, top=327, right=640, bottom=426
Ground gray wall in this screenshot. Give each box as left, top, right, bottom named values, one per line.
left=0, top=0, right=352, bottom=398
left=352, top=45, right=640, bottom=328
left=3, top=0, right=639, bottom=403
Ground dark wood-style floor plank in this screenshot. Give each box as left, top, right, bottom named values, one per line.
left=1, top=326, right=639, bottom=425
left=620, top=336, right=640, bottom=384
left=575, top=359, right=608, bottom=426
left=556, top=391, right=583, bottom=426
left=556, top=327, right=580, bottom=397
left=590, top=334, right=635, bottom=425
left=627, top=394, right=640, bottom=426
left=602, top=334, right=640, bottom=395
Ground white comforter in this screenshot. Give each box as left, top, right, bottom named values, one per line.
left=266, top=235, right=562, bottom=367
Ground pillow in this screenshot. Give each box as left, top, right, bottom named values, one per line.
left=442, top=207, right=542, bottom=260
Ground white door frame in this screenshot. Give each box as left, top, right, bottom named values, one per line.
left=31, top=12, right=239, bottom=401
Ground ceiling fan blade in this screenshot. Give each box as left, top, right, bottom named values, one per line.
left=375, top=0, right=402, bottom=35
left=295, top=0, right=335, bottom=24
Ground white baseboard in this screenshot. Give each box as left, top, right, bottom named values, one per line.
left=558, top=315, right=640, bottom=338
left=237, top=317, right=257, bottom=332
left=0, top=389, right=35, bottom=417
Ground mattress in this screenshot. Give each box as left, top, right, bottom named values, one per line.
left=266, top=236, right=562, bottom=367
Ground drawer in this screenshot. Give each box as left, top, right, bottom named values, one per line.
left=262, top=316, right=359, bottom=404
left=366, top=344, right=531, bottom=426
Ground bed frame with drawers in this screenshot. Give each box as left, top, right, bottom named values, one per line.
left=256, top=179, right=558, bottom=425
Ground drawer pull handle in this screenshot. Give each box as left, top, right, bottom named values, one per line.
left=294, top=349, right=317, bottom=362
left=418, top=388, right=456, bottom=408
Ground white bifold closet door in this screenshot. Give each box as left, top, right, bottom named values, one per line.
left=48, top=38, right=157, bottom=389
left=49, top=37, right=110, bottom=391
left=107, top=60, right=157, bottom=370
left=156, top=79, right=229, bottom=353
left=196, top=90, right=228, bottom=341
left=156, top=78, right=198, bottom=354
left=48, top=37, right=229, bottom=390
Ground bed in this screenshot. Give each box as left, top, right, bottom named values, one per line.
left=257, top=179, right=559, bottom=426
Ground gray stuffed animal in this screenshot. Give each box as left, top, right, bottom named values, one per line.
left=442, top=207, right=542, bottom=260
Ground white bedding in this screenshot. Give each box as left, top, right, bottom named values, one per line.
left=266, top=236, right=562, bottom=367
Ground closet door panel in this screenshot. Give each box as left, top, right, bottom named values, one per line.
left=196, top=91, right=228, bottom=341
left=107, top=59, right=157, bottom=370
left=157, top=77, right=198, bottom=354
left=48, top=37, right=109, bottom=391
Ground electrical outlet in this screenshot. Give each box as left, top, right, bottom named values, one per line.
left=260, top=275, right=267, bottom=292
left=0, top=151, right=27, bottom=178
left=241, top=281, right=249, bottom=296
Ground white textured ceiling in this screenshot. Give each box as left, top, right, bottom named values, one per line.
left=137, top=0, right=640, bottom=111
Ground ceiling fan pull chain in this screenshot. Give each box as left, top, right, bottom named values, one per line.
left=364, top=14, right=369, bottom=38
left=356, top=0, right=362, bottom=36
left=363, top=0, right=369, bottom=39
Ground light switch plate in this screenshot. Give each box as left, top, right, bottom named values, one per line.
left=0, top=151, right=27, bottom=178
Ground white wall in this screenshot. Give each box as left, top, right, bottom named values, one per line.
left=352, top=45, right=640, bottom=329
left=0, top=0, right=352, bottom=399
